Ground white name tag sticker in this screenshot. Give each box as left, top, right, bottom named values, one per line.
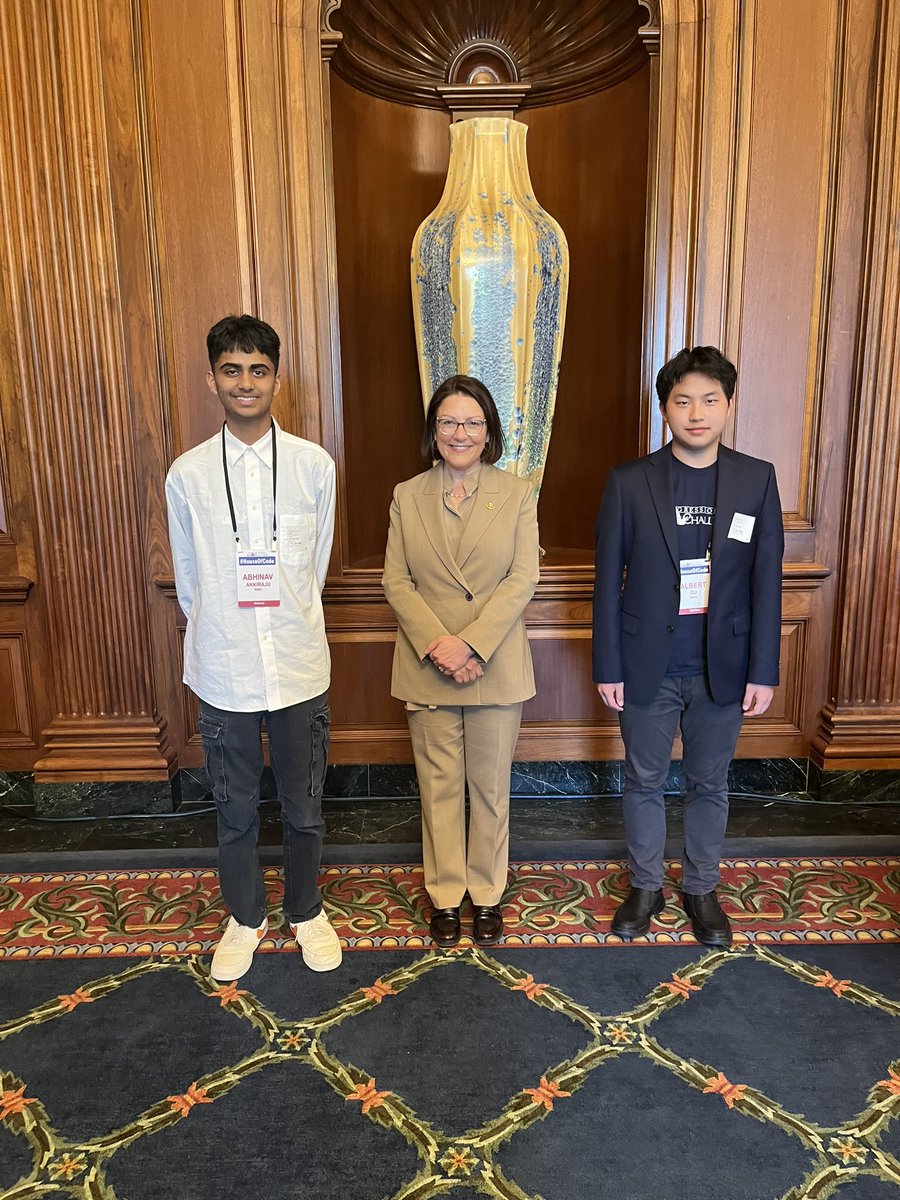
left=728, top=512, right=756, bottom=542
left=237, top=551, right=281, bottom=608
left=679, top=556, right=710, bottom=615
left=282, top=519, right=312, bottom=554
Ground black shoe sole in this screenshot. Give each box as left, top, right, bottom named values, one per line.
left=688, top=926, right=733, bottom=948
left=683, top=898, right=733, bottom=948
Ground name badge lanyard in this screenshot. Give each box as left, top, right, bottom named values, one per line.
left=222, top=421, right=281, bottom=608
left=221, top=420, right=278, bottom=550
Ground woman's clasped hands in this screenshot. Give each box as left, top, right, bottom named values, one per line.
left=426, top=634, right=484, bottom=685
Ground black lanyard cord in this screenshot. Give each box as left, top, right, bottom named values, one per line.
left=221, top=420, right=278, bottom=547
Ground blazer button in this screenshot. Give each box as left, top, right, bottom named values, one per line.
left=673, top=583, right=679, bottom=593
left=666, top=624, right=674, bottom=633
left=465, top=592, right=473, bottom=601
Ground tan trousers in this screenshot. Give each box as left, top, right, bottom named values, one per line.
left=407, top=702, right=523, bottom=909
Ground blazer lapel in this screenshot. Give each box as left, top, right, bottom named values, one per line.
left=646, top=445, right=680, bottom=572
left=412, top=464, right=469, bottom=587
left=456, top=465, right=509, bottom=570
left=711, top=445, right=739, bottom=562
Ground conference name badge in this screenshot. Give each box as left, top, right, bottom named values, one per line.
left=679, top=556, right=710, bottom=615
left=236, top=551, right=281, bottom=608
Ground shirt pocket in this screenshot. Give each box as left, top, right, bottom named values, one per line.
left=279, top=512, right=316, bottom=568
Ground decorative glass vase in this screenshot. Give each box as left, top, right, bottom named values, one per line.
left=411, top=117, right=569, bottom=491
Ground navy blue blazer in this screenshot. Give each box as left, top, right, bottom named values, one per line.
left=592, top=443, right=784, bottom=706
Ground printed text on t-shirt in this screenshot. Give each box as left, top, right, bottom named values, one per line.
left=675, top=505, right=714, bottom=526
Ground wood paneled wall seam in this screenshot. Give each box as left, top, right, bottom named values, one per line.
left=813, top=0, right=900, bottom=767
left=0, top=0, right=173, bottom=781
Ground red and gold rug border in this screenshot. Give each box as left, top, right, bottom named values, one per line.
left=1, top=855, right=897, bottom=959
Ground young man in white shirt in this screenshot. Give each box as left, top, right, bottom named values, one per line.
left=166, top=314, right=341, bottom=981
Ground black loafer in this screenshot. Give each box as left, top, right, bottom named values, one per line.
left=683, top=891, right=732, bottom=947
left=472, top=905, right=504, bottom=946
left=611, top=887, right=665, bottom=940
left=429, top=906, right=461, bottom=947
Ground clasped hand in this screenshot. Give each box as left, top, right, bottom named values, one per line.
left=426, top=635, right=483, bottom=684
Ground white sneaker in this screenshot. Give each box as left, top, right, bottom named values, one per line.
left=210, top=915, right=268, bottom=982
left=290, top=910, right=342, bottom=972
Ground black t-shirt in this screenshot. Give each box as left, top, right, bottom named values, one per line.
left=666, top=457, right=717, bottom=677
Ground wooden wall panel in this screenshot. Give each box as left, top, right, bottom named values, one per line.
left=0, top=0, right=895, bottom=782
left=0, top=633, right=35, bottom=746
left=0, top=0, right=172, bottom=782
left=522, top=69, right=650, bottom=560
left=525, top=637, right=609, bottom=724
left=330, top=76, right=449, bottom=568
left=141, top=0, right=253, bottom=457
left=730, top=0, right=840, bottom=521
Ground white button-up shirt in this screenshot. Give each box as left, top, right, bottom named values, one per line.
left=165, top=421, right=335, bottom=712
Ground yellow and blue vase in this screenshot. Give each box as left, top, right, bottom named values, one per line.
left=411, top=117, right=569, bottom=492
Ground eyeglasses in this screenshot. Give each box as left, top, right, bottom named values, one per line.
left=435, top=417, right=487, bottom=435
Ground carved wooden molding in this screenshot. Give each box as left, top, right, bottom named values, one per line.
left=33, top=717, right=175, bottom=782
left=0, top=578, right=34, bottom=605
left=160, top=562, right=828, bottom=614
left=637, top=0, right=660, bottom=54
left=812, top=704, right=900, bottom=769
left=326, top=0, right=648, bottom=108
left=0, top=0, right=173, bottom=780
left=437, top=83, right=533, bottom=120
left=813, top=0, right=900, bottom=768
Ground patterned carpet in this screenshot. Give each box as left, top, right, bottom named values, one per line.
left=1, top=855, right=898, bottom=957
left=0, top=856, right=898, bottom=1200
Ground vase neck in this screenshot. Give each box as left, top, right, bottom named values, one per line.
left=445, top=117, right=533, bottom=199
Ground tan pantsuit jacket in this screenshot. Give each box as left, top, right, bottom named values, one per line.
left=382, top=463, right=540, bottom=705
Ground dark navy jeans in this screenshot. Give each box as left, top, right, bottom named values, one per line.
left=198, top=692, right=329, bottom=928
left=619, top=675, right=743, bottom=893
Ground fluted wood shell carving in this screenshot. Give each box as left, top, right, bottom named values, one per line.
left=329, top=0, right=647, bottom=107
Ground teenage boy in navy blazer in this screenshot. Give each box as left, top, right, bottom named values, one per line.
left=592, top=346, right=783, bottom=946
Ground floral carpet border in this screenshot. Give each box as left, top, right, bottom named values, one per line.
left=0, top=856, right=897, bottom=959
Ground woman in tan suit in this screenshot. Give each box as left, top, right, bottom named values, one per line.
left=383, top=375, right=540, bottom=948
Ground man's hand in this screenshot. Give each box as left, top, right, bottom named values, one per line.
left=742, top=683, right=774, bottom=716
left=427, top=634, right=475, bottom=674
left=452, top=660, right=484, bottom=685
left=596, top=682, right=624, bottom=712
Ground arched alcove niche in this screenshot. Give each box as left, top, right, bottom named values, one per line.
left=283, top=0, right=870, bottom=765
left=320, top=0, right=656, bottom=567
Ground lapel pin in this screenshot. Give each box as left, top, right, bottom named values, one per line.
left=486, top=501, right=495, bottom=509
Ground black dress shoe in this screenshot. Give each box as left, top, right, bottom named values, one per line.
left=611, top=887, right=665, bottom=940
left=472, top=905, right=504, bottom=946
left=429, top=907, right=461, bottom=947
left=683, top=891, right=732, bottom=947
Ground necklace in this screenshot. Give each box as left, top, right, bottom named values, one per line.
left=443, top=477, right=478, bottom=500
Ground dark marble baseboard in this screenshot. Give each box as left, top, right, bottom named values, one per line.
left=810, top=765, right=900, bottom=805
left=2, top=759, right=898, bottom=817
left=32, top=779, right=173, bottom=818
left=328, top=757, right=813, bottom=801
